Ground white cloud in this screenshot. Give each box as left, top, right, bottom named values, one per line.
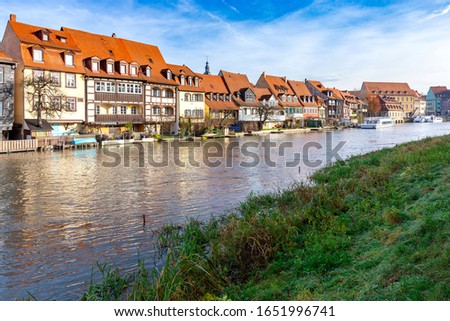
left=1, top=0, right=449, bottom=93
left=421, top=3, right=450, bottom=22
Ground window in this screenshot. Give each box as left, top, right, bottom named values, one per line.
left=145, top=67, right=151, bottom=77
left=152, top=87, right=161, bottom=97
left=66, top=73, right=76, bottom=87
left=33, top=70, right=44, bottom=80
left=112, top=106, right=117, bottom=114
left=194, top=77, right=199, bottom=88
left=96, top=105, right=100, bottom=114
left=131, top=66, right=137, bottom=76
left=282, top=95, right=286, bottom=102
left=33, top=48, right=43, bottom=62
left=180, top=75, right=185, bottom=86
left=0, top=68, right=3, bottom=83
left=167, top=70, right=172, bottom=80
left=118, top=83, right=142, bottom=94
left=293, top=96, right=298, bottom=103
left=164, top=107, right=173, bottom=115
left=193, top=94, right=203, bottom=102
left=92, top=61, right=99, bottom=72
left=185, top=109, right=192, bottom=117
left=50, top=72, right=61, bottom=86
left=120, top=64, right=127, bottom=74
left=51, top=97, right=61, bottom=110
left=67, top=97, right=76, bottom=111
left=65, top=53, right=74, bottom=66
left=184, top=93, right=191, bottom=101
left=152, top=106, right=161, bottom=115
left=0, top=101, right=3, bottom=115
left=107, top=63, right=114, bottom=73
left=60, top=37, right=67, bottom=43
left=96, top=81, right=115, bottom=93
left=42, top=33, right=49, bottom=41
left=120, top=106, right=127, bottom=114
left=187, top=77, right=192, bottom=86
left=288, top=96, right=292, bottom=102
left=245, top=93, right=254, bottom=102
left=131, top=106, right=137, bottom=114
left=163, top=89, right=173, bottom=98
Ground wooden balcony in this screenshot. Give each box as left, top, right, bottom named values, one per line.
left=95, top=114, right=145, bottom=124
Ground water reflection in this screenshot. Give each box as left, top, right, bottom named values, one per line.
left=0, top=123, right=449, bottom=300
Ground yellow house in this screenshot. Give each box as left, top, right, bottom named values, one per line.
left=0, top=14, right=86, bottom=138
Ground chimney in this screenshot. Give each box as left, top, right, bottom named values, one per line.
left=262, top=71, right=266, bottom=77
left=283, top=76, right=287, bottom=83
left=111, top=33, right=116, bottom=38
left=10, top=14, right=16, bottom=22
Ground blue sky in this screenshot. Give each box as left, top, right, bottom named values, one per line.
left=1, top=0, right=450, bottom=92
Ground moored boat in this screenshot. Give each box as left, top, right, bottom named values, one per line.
left=361, top=117, right=394, bottom=129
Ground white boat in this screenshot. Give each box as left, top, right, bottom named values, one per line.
left=414, top=116, right=429, bottom=123
left=427, top=116, right=443, bottom=123
left=361, top=117, right=395, bottom=129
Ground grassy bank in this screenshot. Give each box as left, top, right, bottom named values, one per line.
left=82, top=135, right=450, bottom=301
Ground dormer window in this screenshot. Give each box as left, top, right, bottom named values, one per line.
left=293, top=96, right=298, bottom=103
left=167, top=70, right=172, bottom=80
left=131, top=65, right=137, bottom=76
left=60, top=37, right=67, bottom=43
left=187, top=77, right=192, bottom=86
left=92, top=61, right=99, bottom=72
left=65, top=52, right=74, bottom=66
left=120, top=64, right=127, bottom=75
left=180, top=75, right=185, bottom=86
left=194, top=77, right=199, bottom=87
left=281, top=94, right=286, bottom=102
left=146, top=67, right=151, bottom=77
left=42, top=33, right=49, bottom=41
left=288, top=95, right=292, bottom=102
left=33, top=48, right=43, bottom=62
left=107, top=63, right=114, bottom=74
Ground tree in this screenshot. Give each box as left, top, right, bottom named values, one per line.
left=24, top=74, right=69, bottom=127
left=255, top=103, right=275, bottom=131
left=0, top=78, right=14, bottom=137
left=366, top=95, right=381, bottom=117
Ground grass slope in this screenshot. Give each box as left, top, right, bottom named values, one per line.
left=83, top=135, right=450, bottom=301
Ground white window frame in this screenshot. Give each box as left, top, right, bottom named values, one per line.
left=92, top=61, right=99, bottom=72
left=131, top=106, right=137, bottom=114
left=33, top=70, right=44, bottom=81
left=120, top=106, right=127, bottom=114
left=0, top=101, right=3, bottom=115
left=67, top=97, right=76, bottom=111
left=107, top=63, right=114, bottom=73
left=131, top=66, right=137, bottom=76
left=65, top=53, right=74, bottom=66
left=120, top=64, right=127, bottom=75
left=66, top=73, right=76, bottom=88
left=146, top=67, right=151, bottom=77
left=0, top=68, right=3, bottom=83
left=33, top=48, right=43, bottom=62
left=50, top=72, right=61, bottom=86
left=112, top=106, right=117, bottom=114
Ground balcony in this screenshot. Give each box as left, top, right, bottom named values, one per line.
left=147, top=115, right=176, bottom=123
left=94, top=114, right=145, bottom=124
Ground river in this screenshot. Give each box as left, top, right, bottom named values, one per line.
left=0, top=122, right=449, bottom=300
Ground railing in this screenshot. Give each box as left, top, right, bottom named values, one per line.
left=95, top=114, right=145, bottom=124
left=146, top=115, right=176, bottom=123
left=0, top=139, right=38, bottom=153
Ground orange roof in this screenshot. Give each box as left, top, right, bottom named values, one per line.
left=362, top=82, right=415, bottom=96
left=9, top=20, right=80, bottom=51
left=430, top=86, right=448, bottom=95
left=264, top=74, right=295, bottom=96
left=0, top=50, right=14, bottom=63
left=167, top=63, right=204, bottom=92
left=288, top=80, right=318, bottom=107
left=220, top=70, right=253, bottom=93
left=206, top=99, right=239, bottom=111
left=200, top=74, right=230, bottom=94
left=63, top=27, right=175, bottom=85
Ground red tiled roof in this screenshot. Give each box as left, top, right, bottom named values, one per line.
left=167, top=63, right=204, bottom=92
left=362, top=81, right=415, bottom=96
left=430, top=86, right=448, bottom=95
left=199, top=74, right=230, bottom=94
left=0, top=50, right=14, bottom=62
left=206, top=99, right=239, bottom=111
left=288, top=80, right=318, bottom=107
left=220, top=70, right=253, bottom=93
left=63, top=27, right=175, bottom=85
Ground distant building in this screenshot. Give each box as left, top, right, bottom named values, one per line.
left=0, top=50, right=16, bottom=140
left=305, top=80, right=345, bottom=123
left=426, top=86, right=449, bottom=116
left=377, top=96, right=404, bottom=123
left=287, top=80, right=321, bottom=125
left=359, top=81, right=416, bottom=119
left=167, top=64, right=205, bottom=134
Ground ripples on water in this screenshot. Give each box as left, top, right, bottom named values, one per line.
left=0, top=123, right=449, bottom=300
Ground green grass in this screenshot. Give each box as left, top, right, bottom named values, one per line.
left=82, top=135, right=450, bottom=301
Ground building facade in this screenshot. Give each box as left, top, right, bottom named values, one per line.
left=0, top=50, right=16, bottom=140
left=426, top=86, right=449, bottom=116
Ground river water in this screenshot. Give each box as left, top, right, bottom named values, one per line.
left=0, top=122, right=449, bottom=300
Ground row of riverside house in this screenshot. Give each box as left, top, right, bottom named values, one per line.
left=0, top=14, right=438, bottom=141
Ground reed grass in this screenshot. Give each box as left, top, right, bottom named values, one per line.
left=82, top=135, right=450, bottom=301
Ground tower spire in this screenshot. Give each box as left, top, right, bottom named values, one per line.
left=204, top=57, right=211, bottom=75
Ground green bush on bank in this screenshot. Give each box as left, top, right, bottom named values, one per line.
left=82, top=135, right=450, bottom=301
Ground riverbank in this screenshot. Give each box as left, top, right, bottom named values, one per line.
left=82, top=134, right=449, bottom=301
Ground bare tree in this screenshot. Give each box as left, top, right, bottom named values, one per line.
left=255, top=103, right=275, bottom=131
left=24, top=74, right=69, bottom=127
